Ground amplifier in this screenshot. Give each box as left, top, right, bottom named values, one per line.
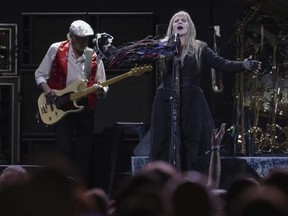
left=0, top=23, right=17, bottom=75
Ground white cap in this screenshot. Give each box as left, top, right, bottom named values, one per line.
left=69, top=20, right=94, bottom=37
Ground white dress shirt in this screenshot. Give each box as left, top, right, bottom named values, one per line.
left=35, top=41, right=108, bottom=94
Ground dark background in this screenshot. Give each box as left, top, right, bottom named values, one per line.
left=0, top=0, right=245, bottom=25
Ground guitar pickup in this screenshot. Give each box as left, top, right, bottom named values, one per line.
left=49, top=103, right=54, bottom=111
left=46, top=97, right=55, bottom=111
left=40, top=104, right=48, bottom=114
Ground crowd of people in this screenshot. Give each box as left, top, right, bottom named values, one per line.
left=0, top=122, right=288, bottom=216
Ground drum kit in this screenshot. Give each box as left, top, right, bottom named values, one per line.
left=234, top=0, right=288, bottom=154
left=246, top=71, right=288, bottom=154
left=243, top=30, right=288, bottom=154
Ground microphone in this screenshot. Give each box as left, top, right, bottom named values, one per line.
left=174, top=33, right=181, bottom=55
left=174, top=33, right=178, bottom=42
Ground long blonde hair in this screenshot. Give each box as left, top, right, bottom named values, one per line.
left=165, top=11, right=205, bottom=70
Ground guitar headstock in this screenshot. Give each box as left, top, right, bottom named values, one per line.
left=130, top=65, right=153, bottom=76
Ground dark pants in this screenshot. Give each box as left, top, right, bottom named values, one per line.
left=54, top=103, right=95, bottom=186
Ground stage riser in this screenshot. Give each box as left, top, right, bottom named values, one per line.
left=131, top=156, right=288, bottom=189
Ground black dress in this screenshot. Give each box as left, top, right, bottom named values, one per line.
left=149, top=45, right=243, bottom=173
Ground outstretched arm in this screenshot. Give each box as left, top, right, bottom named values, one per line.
left=207, top=123, right=226, bottom=188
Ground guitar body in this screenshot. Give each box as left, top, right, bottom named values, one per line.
left=38, top=80, right=87, bottom=125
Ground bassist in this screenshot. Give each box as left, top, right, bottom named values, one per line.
left=34, top=20, right=108, bottom=187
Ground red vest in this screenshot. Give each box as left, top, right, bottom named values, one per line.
left=47, top=40, right=98, bottom=109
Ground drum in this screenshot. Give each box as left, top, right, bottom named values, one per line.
left=278, top=79, right=288, bottom=116
left=244, top=72, right=264, bottom=109
left=244, top=73, right=273, bottom=113
left=262, top=88, right=272, bottom=113
left=259, top=73, right=274, bottom=113
left=256, top=73, right=288, bottom=115
left=244, top=72, right=288, bottom=116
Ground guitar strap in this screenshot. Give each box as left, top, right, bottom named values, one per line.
left=84, top=47, right=93, bottom=80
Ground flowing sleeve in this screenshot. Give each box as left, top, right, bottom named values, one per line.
left=202, top=46, right=243, bottom=72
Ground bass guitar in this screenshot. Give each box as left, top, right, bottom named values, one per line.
left=37, top=65, right=153, bottom=125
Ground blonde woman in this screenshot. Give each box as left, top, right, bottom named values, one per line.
left=149, top=11, right=261, bottom=173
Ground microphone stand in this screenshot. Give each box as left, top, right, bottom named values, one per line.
left=169, top=34, right=181, bottom=171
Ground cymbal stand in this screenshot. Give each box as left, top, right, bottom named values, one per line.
left=251, top=43, right=261, bottom=126
left=234, top=2, right=262, bottom=155
left=249, top=43, right=264, bottom=152
left=257, top=40, right=282, bottom=153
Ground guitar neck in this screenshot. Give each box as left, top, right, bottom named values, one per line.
left=70, top=71, right=133, bottom=101
left=70, top=85, right=96, bottom=101
left=100, top=71, right=132, bottom=87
